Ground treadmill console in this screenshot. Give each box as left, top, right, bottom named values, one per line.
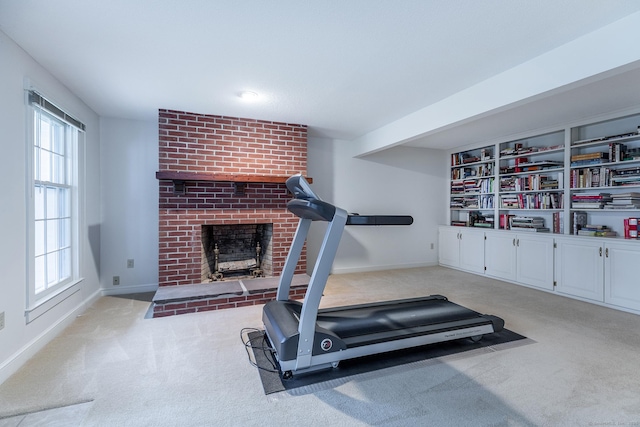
left=286, top=174, right=320, bottom=200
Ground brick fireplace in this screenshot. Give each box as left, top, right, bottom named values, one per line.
left=157, top=109, right=309, bottom=288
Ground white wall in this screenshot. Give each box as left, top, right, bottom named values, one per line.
left=307, top=136, right=447, bottom=274
left=99, top=118, right=159, bottom=294
left=0, top=30, right=101, bottom=384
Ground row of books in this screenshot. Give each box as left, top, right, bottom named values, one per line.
left=604, top=193, right=640, bottom=209
left=572, top=129, right=640, bottom=146
left=535, top=165, right=640, bottom=189
left=552, top=211, right=564, bottom=234
left=569, top=143, right=629, bottom=167
left=499, top=174, right=562, bottom=191
left=454, top=212, right=637, bottom=239
left=571, top=193, right=612, bottom=209
left=451, top=163, right=494, bottom=179
left=509, top=216, right=549, bottom=232
left=570, top=166, right=613, bottom=188
left=450, top=195, right=494, bottom=209
left=451, top=150, right=492, bottom=166
left=500, top=160, right=563, bottom=174
left=451, top=178, right=494, bottom=194
left=571, top=192, right=640, bottom=209
left=568, top=212, right=621, bottom=238
left=499, top=144, right=564, bottom=157
left=576, top=224, right=617, bottom=237
left=610, top=166, right=640, bottom=186
left=500, top=192, right=562, bottom=209
left=471, top=212, right=494, bottom=228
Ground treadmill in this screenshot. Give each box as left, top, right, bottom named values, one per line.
left=262, top=174, right=504, bottom=378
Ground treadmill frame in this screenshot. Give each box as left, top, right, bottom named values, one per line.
left=264, top=175, right=501, bottom=376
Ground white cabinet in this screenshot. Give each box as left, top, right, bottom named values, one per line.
left=555, top=237, right=604, bottom=301
left=439, top=226, right=462, bottom=267
left=516, top=234, right=555, bottom=290
left=484, top=231, right=517, bottom=280
left=438, top=226, right=485, bottom=274
left=604, top=241, right=640, bottom=311
left=555, top=237, right=640, bottom=310
left=485, top=231, right=554, bottom=290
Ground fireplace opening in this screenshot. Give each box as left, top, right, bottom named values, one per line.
left=201, top=224, right=273, bottom=282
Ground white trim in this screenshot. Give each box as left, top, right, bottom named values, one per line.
left=101, top=283, right=159, bottom=296
left=25, top=278, right=83, bottom=323
left=331, top=261, right=436, bottom=275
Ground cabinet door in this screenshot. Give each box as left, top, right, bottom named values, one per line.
left=484, top=231, right=517, bottom=280
left=604, top=242, right=640, bottom=311
left=439, top=226, right=461, bottom=267
left=516, top=234, right=554, bottom=290
left=459, top=228, right=485, bottom=274
left=555, top=238, right=604, bottom=301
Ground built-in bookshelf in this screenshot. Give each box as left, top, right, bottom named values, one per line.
left=497, top=131, right=565, bottom=233
left=449, top=146, right=495, bottom=227
left=448, top=111, right=640, bottom=238
left=568, top=113, right=640, bottom=238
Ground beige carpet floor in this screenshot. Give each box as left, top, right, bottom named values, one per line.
left=1, top=266, right=640, bottom=426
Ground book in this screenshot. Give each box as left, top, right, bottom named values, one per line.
left=577, top=230, right=617, bottom=237
left=512, top=226, right=550, bottom=232
left=570, top=152, right=608, bottom=162
left=630, top=218, right=638, bottom=238
left=572, top=203, right=604, bottom=209
left=572, top=211, right=588, bottom=235
left=572, top=131, right=640, bottom=146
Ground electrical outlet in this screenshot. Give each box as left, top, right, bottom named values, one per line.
left=113, top=276, right=120, bottom=286
left=127, top=259, right=134, bottom=268
left=0, top=312, right=5, bottom=330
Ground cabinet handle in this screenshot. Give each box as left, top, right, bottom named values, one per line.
left=459, top=232, right=462, bottom=240
left=606, top=248, right=609, bottom=258
left=517, top=239, right=520, bottom=247
left=599, top=247, right=602, bottom=257
left=513, top=238, right=516, bottom=246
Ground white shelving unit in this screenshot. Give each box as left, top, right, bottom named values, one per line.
left=441, top=109, right=640, bottom=316
left=497, top=131, right=565, bottom=233
left=447, top=112, right=640, bottom=237
left=449, top=146, right=495, bottom=227
left=569, top=114, right=640, bottom=237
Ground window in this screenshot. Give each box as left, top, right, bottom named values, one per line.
left=27, top=91, right=85, bottom=319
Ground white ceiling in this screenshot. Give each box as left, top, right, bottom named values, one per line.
left=2, top=0, right=640, bottom=151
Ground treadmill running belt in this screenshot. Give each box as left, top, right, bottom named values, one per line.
left=316, top=299, right=481, bottom=338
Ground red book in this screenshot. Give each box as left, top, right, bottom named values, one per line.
left=630, top=218, right=638, bottom=239
left=624, top=218, right=630, bottom=239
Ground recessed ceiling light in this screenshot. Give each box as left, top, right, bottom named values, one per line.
left=239, top=91, right=259, bottom=101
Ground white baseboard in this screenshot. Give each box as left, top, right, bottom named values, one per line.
left=0, top=288, right=101, bottom=385
left=101, top=283, right=158, bottom=296
left=332, top=261, right=436, bottom=275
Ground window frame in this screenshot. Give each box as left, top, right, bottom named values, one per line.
left=25, top=89, right=85, bottom=322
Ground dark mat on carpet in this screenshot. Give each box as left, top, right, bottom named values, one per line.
left=248, top=329, right=528, bottom=395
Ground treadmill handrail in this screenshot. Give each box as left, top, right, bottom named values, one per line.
left=295, top=206, right=348, bottom=370
left=273, top=174, right=415, bottom=372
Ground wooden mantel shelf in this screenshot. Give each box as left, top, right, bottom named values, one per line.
left=156, top=171, right=312, bottom=194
